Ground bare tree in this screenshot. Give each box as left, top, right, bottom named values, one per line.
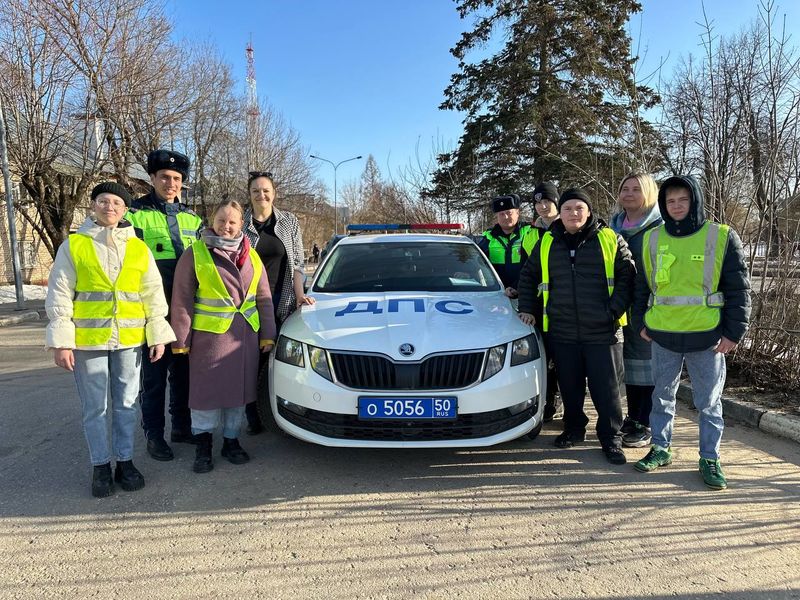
left=658, top=0, right=800, bottom=391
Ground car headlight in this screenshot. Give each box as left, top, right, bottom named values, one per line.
left=308, top=345, right=333, bottom=381
left=482, top=344, right=507, bottom=380
left=276, top=335, right=304, bottom=367
left=510, top=333, right=540, bottom=366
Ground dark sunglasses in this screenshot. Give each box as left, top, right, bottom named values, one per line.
left=248, top=170, right=274, bottom=182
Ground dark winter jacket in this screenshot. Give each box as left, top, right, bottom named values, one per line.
left=518, top=214, right=635, bottom=344
left=631, top=175, right=751, bottom=353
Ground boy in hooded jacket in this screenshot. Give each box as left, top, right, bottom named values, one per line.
left=631, top=175, right=750, bottom=489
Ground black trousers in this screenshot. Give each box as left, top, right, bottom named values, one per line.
left=542, top=334, right=560, bottom=410
left=625, top=384, right=654, bottom=427
left=139, top=344, right=191, bottom=439
left=550, top=341, right=624, bottom=449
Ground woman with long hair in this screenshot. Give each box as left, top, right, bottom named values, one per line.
left=609, top=172, right=663, bottom=448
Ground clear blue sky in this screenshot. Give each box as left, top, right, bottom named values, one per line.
left=170, top=0, right=800, bottom=198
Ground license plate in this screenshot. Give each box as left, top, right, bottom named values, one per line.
left=358, top=397, right=457, bottom=420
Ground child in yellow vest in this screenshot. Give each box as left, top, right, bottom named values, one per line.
left=46, top=182, right=175, bottom=497
left=631, top=175, right=751, bottom=489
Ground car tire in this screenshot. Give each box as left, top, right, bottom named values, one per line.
left=525, top=421, right=543, bottom=440
left=256, top=360, right=282, bottom=435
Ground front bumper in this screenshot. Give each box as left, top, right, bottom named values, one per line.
left=269, top=353, right=544, bottom=448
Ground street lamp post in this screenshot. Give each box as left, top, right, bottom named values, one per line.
left=309, top=154, right=362, bottom=235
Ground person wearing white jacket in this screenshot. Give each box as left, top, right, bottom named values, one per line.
left=46, top=182, right=176, bottom=498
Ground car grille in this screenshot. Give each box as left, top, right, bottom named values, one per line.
left=329, top=351, right=485, bottom=390
left=277, top=403, right=538, bottom=442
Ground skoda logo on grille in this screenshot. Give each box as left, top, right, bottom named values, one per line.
left=399, top=343, right=415, bottom=357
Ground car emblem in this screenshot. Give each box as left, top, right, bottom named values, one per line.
left=399, top=343, right=415, bottom=357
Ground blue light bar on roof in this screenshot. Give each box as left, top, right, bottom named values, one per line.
left=346, top=223, right=464, bottom=231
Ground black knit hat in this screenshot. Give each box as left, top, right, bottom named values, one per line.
left=558, top=187, right=592, bottom=212
left=533, top=181, right=559, bottom=203
left=91, top=182, right=133, bottom=207
left=147, top=149, right=190, bottom=180
left=491, top=194, right=521, bottom=213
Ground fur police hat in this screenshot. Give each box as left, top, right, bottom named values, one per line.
left=90, top=182, right=133, bottom=207
left=491, top=194, right=521, bottom=213
left=146, top=149, right=190, bottom=180
left=533, top=181, right=559, bottom=203
left=558, top=187, right=592, bottom=211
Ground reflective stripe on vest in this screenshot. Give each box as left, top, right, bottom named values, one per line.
left=537, top=227, right=627, bottom=332
left=642, top=222, right=729, bottom=333
left=127, top=208, right=201, bottom=260
left=69, top=234, right=149, bottom=347
left=482, top=224, right=533, bottom=266
left=191, top=242, right=263, bottom=334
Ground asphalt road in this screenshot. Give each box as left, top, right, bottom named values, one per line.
left=0, top=321, right=798, bottom=599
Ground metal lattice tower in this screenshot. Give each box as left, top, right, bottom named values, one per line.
left=245, top=39, right=260, bottom=171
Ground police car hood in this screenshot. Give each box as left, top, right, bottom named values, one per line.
left=281, top=292, right=531, bottom=359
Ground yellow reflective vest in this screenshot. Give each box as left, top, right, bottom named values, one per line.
left=69, top=233, right=149, bottom=347
left=538, top=227, right=628, bottom=332
left=126, top=206, right=201, bottom=261
left=642, top=222, right=729, bottom=333
left=191, top=242, right=263, bottom=334
left=482, top=224, right=538, bottom=266
left=521, top=226, right=541, bottom=256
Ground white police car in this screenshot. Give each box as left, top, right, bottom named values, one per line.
left=258, top=224, right=546, bottom=448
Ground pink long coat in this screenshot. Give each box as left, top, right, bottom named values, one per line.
left=170, top=242, right=276, bottom=410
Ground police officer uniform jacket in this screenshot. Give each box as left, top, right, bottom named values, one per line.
left=476, top=222, right=540, bottom=290
left=127, top=191, right=202, bottom=304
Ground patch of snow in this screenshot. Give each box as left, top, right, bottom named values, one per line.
left=0, top=284, right=47, bottom=303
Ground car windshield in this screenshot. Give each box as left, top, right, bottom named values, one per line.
left=313, top=241, right=502, bottom=293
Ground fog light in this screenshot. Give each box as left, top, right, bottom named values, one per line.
left=277, top=395, right=307, bottom=416
left=509, top=394, right=539, bottom=415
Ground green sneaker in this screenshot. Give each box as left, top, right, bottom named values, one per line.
left=699, top=458, right=728, bottom=490
left=634, top=445, right=673, bottom=472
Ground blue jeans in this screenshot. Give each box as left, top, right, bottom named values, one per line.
left=73, top=348, right=142, bottom=466
left=650, top=342, right=726, bottom=460
left=191, top=407, right=245, bottom=439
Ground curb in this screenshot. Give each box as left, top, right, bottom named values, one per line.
left=676, top=382, right=800, bottom=445
left=0, top=311, right=40, bottom=327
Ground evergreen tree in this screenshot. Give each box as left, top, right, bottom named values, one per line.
left=430, top=0, right=659, bottom=211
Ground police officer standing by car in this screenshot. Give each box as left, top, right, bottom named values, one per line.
left=127, top=150, right=203, bottom=461
left=476, top=194, right=540, bottom=298
left=517, top=188, right=635, bottom=465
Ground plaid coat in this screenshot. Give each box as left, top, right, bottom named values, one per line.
left=243, top=206, right=306, bottom=324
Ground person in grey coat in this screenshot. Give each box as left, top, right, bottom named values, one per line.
left=609, top=172, right=663, bottom=448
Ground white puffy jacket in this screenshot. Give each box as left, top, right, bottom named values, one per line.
left=45, top=217, right=176, bottom=350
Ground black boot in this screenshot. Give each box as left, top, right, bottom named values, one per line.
left=91, top=463, right=115, bottom=498
left=146, top=436, right=174, bottom=461
left=221, top=437, right=250, bottom=464
left=245, top=402, right=264, bottom=435
left=193, top=432, right=214, bottom=473
left=114, top=460, right=145, bottom=491
left=170, top=429, right=198, bottom=444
